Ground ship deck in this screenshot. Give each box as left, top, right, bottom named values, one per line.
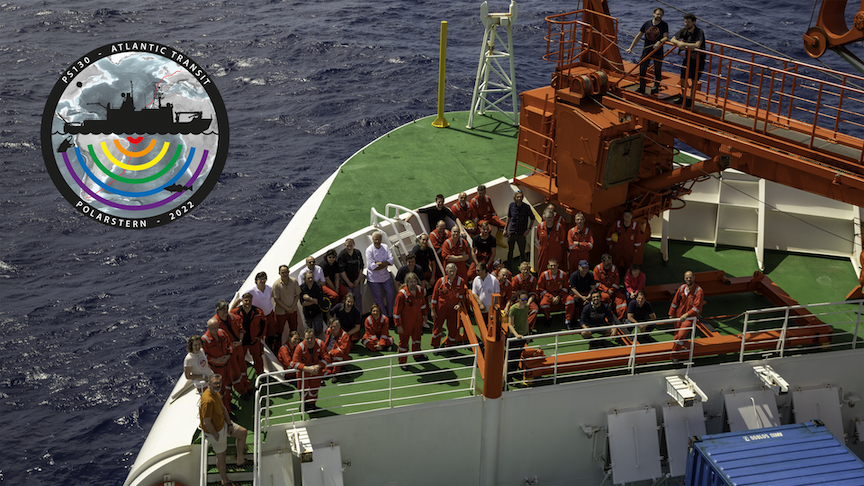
left=239, top=111, right=857, bottom=420
left=190, top=111, right=861, bottom=485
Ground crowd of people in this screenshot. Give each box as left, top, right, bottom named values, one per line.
left=188, top=183, right=708, bottom=481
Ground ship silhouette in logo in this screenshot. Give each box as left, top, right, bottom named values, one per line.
left=63, top=82, right=212, bottom=135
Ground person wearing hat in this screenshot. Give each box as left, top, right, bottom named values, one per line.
left=566, top=259, right=597, bottom=329
left=567, top=212, right=594, bottom=275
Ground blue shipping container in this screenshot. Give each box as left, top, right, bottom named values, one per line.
left=685, top=421, right=864, bottom=486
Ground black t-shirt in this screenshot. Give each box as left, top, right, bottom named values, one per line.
left=674, top=25, right=706, bottom=67
left=300, top=282, right=324, bottom=319
left=640, top=19, right=668, bottom=49
left=581, top=302, right=615, bottom=328
left=395, top=264, right=426, bottom=284
left=626, top=299, right=655, bottom=322
left=411, top=244, right=436, bottom=275
left=337, top=248, right=364, bottom=283
left=329, top=303, right=362, bottom=334
left=322, top=259, right=339, bottom=283
left=472, top=234, right=496, bottom=258
left=420, top=205, right=456, bottom=230
left=570, top=270, right=596, bottom=295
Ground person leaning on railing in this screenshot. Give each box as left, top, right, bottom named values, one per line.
left=505, top=290, right=532, bottom=386
left=625, top=7, right=669, bottom=95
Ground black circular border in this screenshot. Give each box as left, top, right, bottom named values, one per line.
left=40, top=41, right=229, bottom=229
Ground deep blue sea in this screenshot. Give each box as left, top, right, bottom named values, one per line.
left=0, top=0, right=855, bottom=484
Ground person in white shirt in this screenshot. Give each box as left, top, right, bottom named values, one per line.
left=183, top=335, right=214, bottom=393
left=471, top=261, right=500, bottom=318
left=366, top=231, right=396, bottom=318
left=231, top=271, right=275, bottom=344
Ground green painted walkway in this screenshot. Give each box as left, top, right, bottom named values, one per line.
left=292, top=112, right=520, bottom=265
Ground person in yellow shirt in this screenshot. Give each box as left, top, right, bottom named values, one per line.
left=200, top=374, right=249, bottom=486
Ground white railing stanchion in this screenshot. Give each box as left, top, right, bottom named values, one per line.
left=388, top=354, right=394, bottom=409
left=740, top=312, right=750, bottom=362
left=688, top=317, right=696, bottom=364
left=778, top=307, right=790, bottom=357
left=855, top=301, right=862, bottom=350
left=553, top=333, right=560, bottom=385
left=200, top=434, right=208, bottom=486
left=628, top=327, right=639, bottom=374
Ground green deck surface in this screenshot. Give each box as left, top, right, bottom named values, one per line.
left=242, top=110, right=860, bottom=429
left=292, top=111, right=521, bottom=266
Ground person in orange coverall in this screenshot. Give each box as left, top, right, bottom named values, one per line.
left=394, top=272, right=428, bottom=367
left=431, top=263, right=466, bottom=348
left=291, top=329, right=327, bottom=411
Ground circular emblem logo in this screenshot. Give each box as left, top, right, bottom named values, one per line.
left=41, top=41, right=228, bottom=228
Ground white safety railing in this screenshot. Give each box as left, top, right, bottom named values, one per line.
left=738, top=299, right=863, bottom=361
left=199, top=433, right=208, bottom=486
left=504, top=300, right=863, bottom=387
left=504, top=317, right=696, bottom=386
left=252, top=344, right=478, bottom=484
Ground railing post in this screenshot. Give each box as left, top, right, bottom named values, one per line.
left=854, top=301, right=862, bottom=350
left=300, top=375, right=305, bottom=416
left=721, top=57, right=733, bottom=120
left=254, top=385, right=261, bottom=486
left=200, top=435, right=208, bottom=486
left=688, top=317, right=696, bottom=364
left=740, top=311, right=750, bottom=362
left=628, top=327, right=638, bottom=374
left=388, top=355, right=394, bottom=408
left=778, top=307, right=790, bottom=357
left=504, top=336, right=511, bottom=389
left=809, top=87, right=824, bottom=149
left=553, top=333, right=560, bottom=385
left=471, top=345, right=478, bottom=394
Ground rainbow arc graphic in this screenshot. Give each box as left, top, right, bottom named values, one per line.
left=61, top=137, right=209, bottom=211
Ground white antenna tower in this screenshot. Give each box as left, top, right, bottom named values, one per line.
left=467, top=1, right=519, bottom=129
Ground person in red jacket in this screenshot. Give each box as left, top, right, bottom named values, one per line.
left=593, top=253, right=628, bottom=320
left=362, top=304, right=394, bottom=352
left=429, top=220, right=451, bottom=259
left=537, top=207, right=566, bottom=276
left=277, top=331, right=301, bottom=379
left=230, top=293, right=266, bottom=375
left=510, top=261, right=539, bottom=331
left=431, top=263, right=466, bottom=348
left=567, top=212, right=594, bottom=274
left=624, top=264, right=647, bottom=303
left=201, top=317, right=235, bottom=413
left=291, top=329, right=327, bottom=411
left=213, top=300, right=251, bottom=397
left=668, top=271, right=705, bottom=361
left=469, top=184, right=506, bottom=229
left=606, top=210, right=645, bottom=276
left=394, top=272, right=428, bottom=368
left=450, top=192, right=478, bottom=234
left=441, top=226, right=471, bottom=282
left=497, top=267, right=514, bottom=304
left=322, top=317, right=352, bottom=381
left=537, top=259, right=575, bottom=326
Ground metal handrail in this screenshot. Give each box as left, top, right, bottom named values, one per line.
left=199, top=433, right=208, bottom=486
left=503, top=299, right=863, bottom=384
left=252, top=344, right=479, bottom=485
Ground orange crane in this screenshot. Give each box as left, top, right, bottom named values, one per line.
left=514, top=0, right=864, bottom=283
left=505, top=0, right=864, bottom=372
left=803, top=0, right=864, bottom=72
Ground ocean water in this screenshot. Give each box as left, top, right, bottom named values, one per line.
left=0, top=0, right=853, bottom=484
